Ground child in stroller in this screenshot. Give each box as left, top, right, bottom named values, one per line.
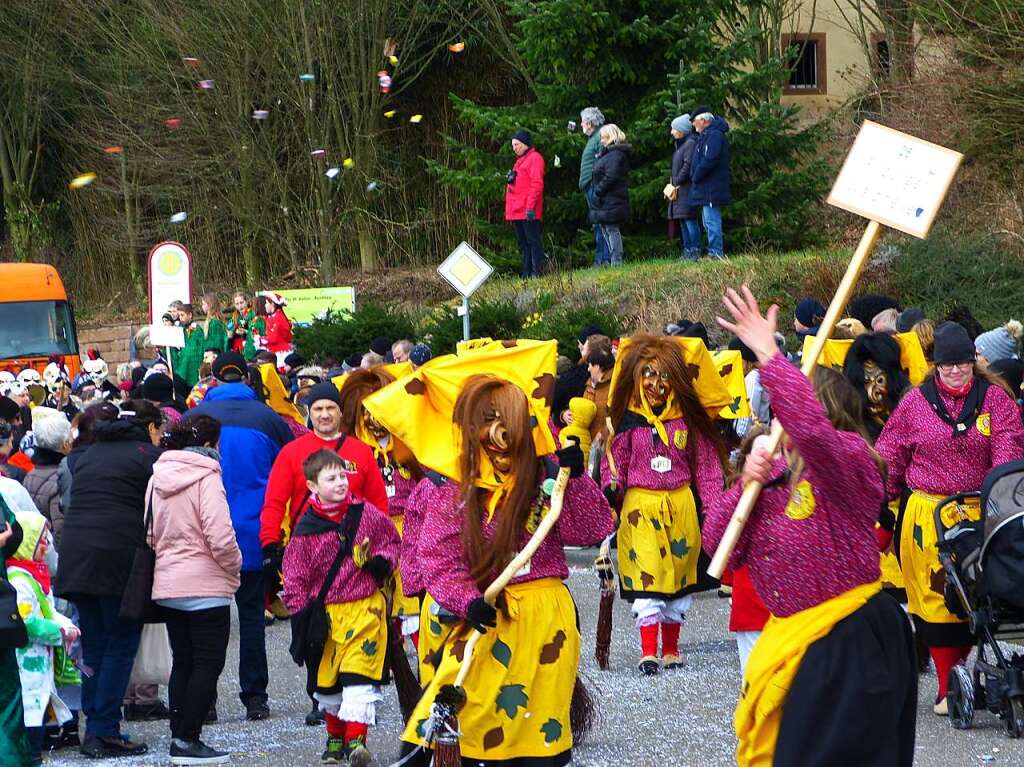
left=937, top=459, right=1024, bottom=737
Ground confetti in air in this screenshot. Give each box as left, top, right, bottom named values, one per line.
left=310, top=149, right=326, bottom=158
left=170, top=212, right=187, bottom=223
left=325, top=167, right=340, bottom=179
left=164, top=117, right=182, bottom=129
left=567, top=121, right=577, bottom=132
left=366, top=182, right=379, bottom=192
left=299, top=73, right=315, bottom=82
left=383, top=110, right=397, bottom=118
left=448, top=42, right=465, bottom=53
left=68, top=173, right=96, bottom=189
left=252, top=109, right=270, bottom=120
left=409, top=114, right=423, bottom=124
left=343, top=158, right=355, bottom=168
left=182, top=57, right=200, bottom=67
left=103, top=146, right=123, bottom=155
left=198, top=79, right=214, bottom=90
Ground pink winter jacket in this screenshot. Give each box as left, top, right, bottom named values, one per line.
left=149, top=449, right=242, bottom=600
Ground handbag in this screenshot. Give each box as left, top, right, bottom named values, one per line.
left=288, top=504, right=363, bottom=666
left=0, top=578, right=28, bottom=649
left=663, top=182, right=679, bottom=201
left=119, top=486, right=165, bottom=624
left=128, top=623, right=172, bottom=686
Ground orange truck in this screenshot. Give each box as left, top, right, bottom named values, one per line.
left=0, top=263, right=80, bottom=379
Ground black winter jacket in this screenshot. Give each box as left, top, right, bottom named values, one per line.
left=668, top=134, right=699, bottom=221
left=589, top=143, right=631, bottom=225
left=55, top=420, right=161, bottom=600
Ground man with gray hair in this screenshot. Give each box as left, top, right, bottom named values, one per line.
left=578, top=106, right=609, bottom=265
left=688, top=106, right=732, bottom=259
left=391, top=339, right=413, bottom=364
left=23, top=407, right=72, bottom=547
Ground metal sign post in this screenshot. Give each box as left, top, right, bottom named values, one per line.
left=437, top=242, right=494, bottom=342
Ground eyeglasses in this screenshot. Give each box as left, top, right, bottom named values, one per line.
left=936, top=361, right=974, bottom=372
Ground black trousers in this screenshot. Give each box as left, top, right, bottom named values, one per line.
left=165, top=606, right=230, bottom=742
left=235, top=571, right=269, bottom=705
left=512, top=219, right=545, bottom=277
left=775, top=591, right=917, bottom=767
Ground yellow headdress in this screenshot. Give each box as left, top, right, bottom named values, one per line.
left=362, top=339, right=558, bottom=482
left=711, top=349, right=752, bottom=419
left=800, top=331, right=929, bottom=385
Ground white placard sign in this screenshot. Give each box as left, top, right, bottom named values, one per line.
left=149, top=324, right=185, bottom=349
left=148, top=241, right=193, bottom=325
left=827, top=121, right=963, bottom=239
left=437, top=241, right=493, bottom=298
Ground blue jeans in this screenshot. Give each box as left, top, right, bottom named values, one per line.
left=680, top=219, right=702, bottom=261
left=75, top=595, right=143, bottom=738
left=236, top=571, right=269, bottom=705
left=586, top=187, right=610, bottom=265
left=702, top=205, right=724, bottom=258
left=599, top=224, right=624, bottom=265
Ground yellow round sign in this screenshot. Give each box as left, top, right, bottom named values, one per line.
left=158, top=250, right=183, bottom=276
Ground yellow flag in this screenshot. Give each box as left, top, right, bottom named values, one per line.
left=711, top=350, right=751, bottom=419
left=363, top=340, right=558, bottom=481
left=259, top=363, right=304, bottom=425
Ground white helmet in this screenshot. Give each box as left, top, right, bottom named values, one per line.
left=83, top=357, right=110, bottom=387
left=0, top=371, right=14, bottom=397
left=17, top=368, right=42, bottom=388
left=43, top=362, right=69, bottom=394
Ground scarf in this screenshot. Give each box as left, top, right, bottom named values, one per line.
left=475, top=452, right=517, bottom=523
left=922, top=376, right=987, bottom=438
left=629, top=387, right=683, bottom=446
left=308, top=493, right=350, bottom=524
left=186, top=445, right=221, bottom=462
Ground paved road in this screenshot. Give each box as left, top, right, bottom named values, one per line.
left=51, top=554, right=1023, bottom=766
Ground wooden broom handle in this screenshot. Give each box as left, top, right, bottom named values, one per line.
left=707, top=220, right=883, bottom=579
left=453, top=467, right=572, bottom=687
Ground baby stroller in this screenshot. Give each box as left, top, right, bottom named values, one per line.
left=937, top=460, right=1024, bottom=737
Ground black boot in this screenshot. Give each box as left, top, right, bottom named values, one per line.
left=305, top=701, right=325, bottom=726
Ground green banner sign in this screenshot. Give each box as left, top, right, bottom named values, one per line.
left=275, top=287, right=355, bottom=326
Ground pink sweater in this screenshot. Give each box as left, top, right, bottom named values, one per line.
left=702, top=355, right=882, bottom=617
left=281, top=499, right=400, bottom=612
left=876, top=381, right=1024, bottom=499
left=600, top=410, right=723, bottom=507
left=150, top=450, right=242, bottom=600
left=417, top=469, right=613, bottom=616
left=388, top=470, right=418, bottom=517
left=398, top=476, right=441, bottom=597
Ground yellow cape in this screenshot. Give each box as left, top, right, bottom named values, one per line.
left=711, top=349, right=752, bottom=420
left=800, top=332, right=929, bottom=385
left=608, top=336, right=733, bottom=419
left=331, top=360, right=413, bottom=391
left=362, top=339, right=558, bottom=482
left=258, top=363, right=303, bottom=425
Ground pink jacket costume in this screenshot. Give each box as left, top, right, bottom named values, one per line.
left=416, top=470, right=613, bottom=617
left=703, top=354, right=882, bottom=617
left=149, top=449, right=242, bottom=600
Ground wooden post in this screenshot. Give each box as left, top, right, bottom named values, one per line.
left=707, top=220, right=883, bottom=578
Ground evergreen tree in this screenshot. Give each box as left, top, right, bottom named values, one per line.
left=432, top=0, right=829, bottom=265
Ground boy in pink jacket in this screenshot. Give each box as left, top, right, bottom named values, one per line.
left=150, top=415, right=242, bottom=766
left=282, top=449, right=399, bottom=767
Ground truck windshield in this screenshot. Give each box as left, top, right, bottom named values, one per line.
left=0, top=300, right=78, bottom=359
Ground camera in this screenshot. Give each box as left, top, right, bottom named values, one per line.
left=506, top=168, right=517, bottom=185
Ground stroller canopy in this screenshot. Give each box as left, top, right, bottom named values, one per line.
left=980, top=460, right=1024, bottom=610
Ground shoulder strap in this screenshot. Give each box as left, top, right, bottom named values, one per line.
left=921, top=377, right=989, bottom=437
left=313, top=503, right=364, bottom=604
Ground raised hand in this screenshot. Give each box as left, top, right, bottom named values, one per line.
left=716, top=285, right=780, bottom=366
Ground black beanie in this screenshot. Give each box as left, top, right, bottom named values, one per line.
left=212, top=351, right=248, bottom=383
left=578, top=324, right=604, bottom=344
left=728, top=336, right=757, bottom=363
left=369, top=337, right=392, bottom=357
left=0, top=396, right=19, bottom=422
left=307, top=381, right=342, bottom=409
left=141, top=373, right=174, bottom=403
left=284, top=352, right=306, bottom=369
left=932, top=321, right=976, bottom=365
left=511, top=129, right=532, bottom=147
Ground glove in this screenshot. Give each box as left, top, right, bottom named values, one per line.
left=466, top=596, right=498, bottom=634
left=603, top=486, right=619, bottom=509
left=363, top=555, right=391, bottom=585
left=526, top=209, right=536, bottom=221
left=261, top=543, right=283, bottom=585
left=555, top=438, right=584, bottom=479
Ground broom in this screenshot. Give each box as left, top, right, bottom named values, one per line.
left=429, top=466, right=572, bottom=767
left=594, top=416, right=619, bottom=671
left=385, top=599, right=421, bottom=722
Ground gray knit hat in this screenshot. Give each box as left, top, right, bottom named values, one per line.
left=670, top=115, right=692, bottom=134
left=975, top=320, right=1023, bottom=364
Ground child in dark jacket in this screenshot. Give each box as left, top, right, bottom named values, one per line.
left=282, top=449, right=399, bottom=767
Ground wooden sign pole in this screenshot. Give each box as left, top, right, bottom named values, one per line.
left=707, top=220, right=882, bottom=578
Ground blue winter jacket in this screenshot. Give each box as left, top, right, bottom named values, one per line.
left=688, top=116, right=733, bottom=207
left=185, top=383, right=294, bottom=571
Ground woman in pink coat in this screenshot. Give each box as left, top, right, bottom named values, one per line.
left=505, top=130, right=546, bottom=277
left=150, top=416, right=242, bottom=766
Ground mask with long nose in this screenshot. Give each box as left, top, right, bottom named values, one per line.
left=863, top=359, right=889, bottom=419
left=640, top=360, right=670, bottom=409
left=480, top=408, right=513, bottom=475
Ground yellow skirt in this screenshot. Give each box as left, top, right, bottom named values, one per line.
left=879, top=500, right=904, bottom=591
left=899, top=490, right=980, bottom=628
left=316, top=591, right=389, bottom=692
left=417, top=593, right=452, bottom=689
left=390, top=514, right=423, bottom=621
left=617, top=484, right=701, bottom=599
left=401, top=578, right=579, bottom=762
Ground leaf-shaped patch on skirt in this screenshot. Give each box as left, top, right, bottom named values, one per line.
left=415, top=718, right=429, bottom=739
left=627, top=510, right=641, bottom=527
left=540, top=718, right=563, bottom=744
left=622, top=575, right=634, bottom=589
left=929, top=566, right=947, bottom=596
left=451, top=638, right=468, bottom=662
left=651, top=518, right=662, bottom=531
left=628, top=548, right=637, bottom=562
left=484, top=726, right=505, bottom=750
left=539, top=630, right=567, bottom=664
left=429, top=619, right=442, bottom=636
left=640, top=572, right=655, bottom=589
left=345, top=629, right=354, bottom=640
left=491, top=638, right=512, bottom=668
left=361, top=639, right=378, bottom=656
left=670, top=537, right=690, bottom=558
left=495, top=684, right=529, bottom=719
left=659, top=546, right=667, bottom=558
left=913, top=523, right=924, bottom=551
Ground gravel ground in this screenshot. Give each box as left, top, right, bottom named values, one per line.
left=49, top=552, right=1024, bottom=767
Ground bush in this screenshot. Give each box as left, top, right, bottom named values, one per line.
left=418, top=297, right=526, bottom=354
left=522, top=301, right=626, bottom=361
left=293, top=304, right=417, bottom=362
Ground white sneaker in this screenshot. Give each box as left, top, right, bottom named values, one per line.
left=933, top=697, right=948, bottom=716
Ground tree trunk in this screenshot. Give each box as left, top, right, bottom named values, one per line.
left=357, top=217, right=378, bottom=272
left=242, top=237, right=261, bottom=285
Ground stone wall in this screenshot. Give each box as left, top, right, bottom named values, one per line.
left=77, top=322, right=137, bottom=370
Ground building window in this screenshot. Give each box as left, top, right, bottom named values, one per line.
left=875, top=37, right=892, bottom=77
left=782, top=33, right=827, bottom=96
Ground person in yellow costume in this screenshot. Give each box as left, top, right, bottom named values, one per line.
left=600, top=334, right=730, bottom=675
left=363, top=341, right=614, bottom=767
left=704, top=285, right=916, bottom=767
left=339, top=368, right=424, bottom=646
